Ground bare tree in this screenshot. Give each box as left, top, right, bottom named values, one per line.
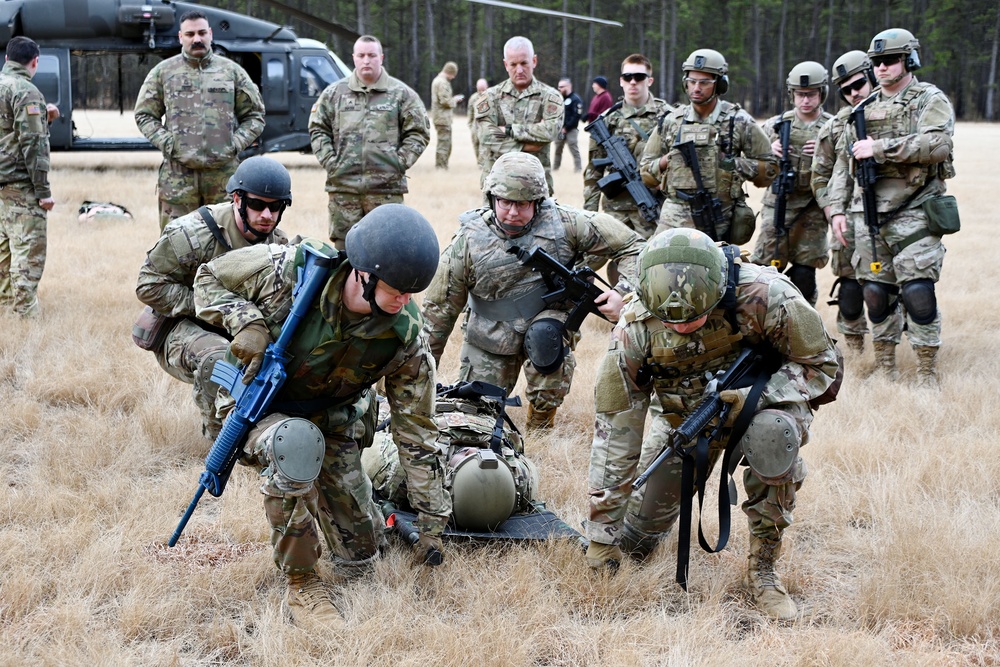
left=988, top=6, right=1000, bottom=121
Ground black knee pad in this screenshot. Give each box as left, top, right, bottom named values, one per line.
left=835, top=278, right=864, bottom=321
left=862, top=281, right=899, bottom=324
left=901, top=279, right=937, bottom=325
left=786, top=265, right=817, bottom=302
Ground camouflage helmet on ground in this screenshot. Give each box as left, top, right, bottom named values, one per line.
left=637, top=228, right=727, bottom=323
left=868, top=28, right=921, bottom=71
left=226, top=156, right=292, bottom=203
left=484, top=152, right=548, bottom=201
left=682, top=48, right=729, bottom=95
left=786, top=61, right=829, bottom=104
left=832, top=50, right=876, bottom=87
left=345, top=204, right=440, bottom=293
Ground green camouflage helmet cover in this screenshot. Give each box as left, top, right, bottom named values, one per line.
left=484, top=152, right=548, bottom=201
left=637, top=228, right=727, bottom=323
left=786, top=60, right=829, bottom=103
left=832, top=50, right=874, bottom=86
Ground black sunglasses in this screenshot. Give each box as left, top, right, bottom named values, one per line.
left=620, top=72, right=649, bottom=83
left=839, top=78, right=868, bottom=97
left=870, top=54, right=902, bottom=67
left=242, top=195, right=286, bottom=213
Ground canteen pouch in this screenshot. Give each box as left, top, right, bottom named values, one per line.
left=922, top=195, right=960, bottom=236
left=132, top=305, right=176, bottom=351
left=728, top=200, right=757, bottom=245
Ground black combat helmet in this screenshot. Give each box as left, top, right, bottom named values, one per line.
left=345, top=204, right=440, bottom=294
left=226, top=156, right=293, bottom=204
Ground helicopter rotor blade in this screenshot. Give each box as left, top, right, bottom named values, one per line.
left=466, top=0, right=623, bottom=27
left=255, top=0, right=361, bottom=42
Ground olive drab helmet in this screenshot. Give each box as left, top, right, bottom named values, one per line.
left=345, top=204, right=440, bottom=309
left=637, top=228, right=727, bottom=323
left=484, top=152, right=548, bottom=202
left=868, top=28, right=921, bottom=72
left=786, top=61, right=829, bottom=104
left=832, top=50, right=877, bottom=88
left=682, top=48, right=729, bottom=95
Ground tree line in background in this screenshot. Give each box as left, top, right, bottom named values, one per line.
left=74, top=0, right=1000, bottom=120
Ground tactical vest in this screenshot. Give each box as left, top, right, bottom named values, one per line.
left=461, top=202, right=577, bottom=355
left=662, top=101, right=745, bottom=204
left=761, top=110, right=832, bottom=207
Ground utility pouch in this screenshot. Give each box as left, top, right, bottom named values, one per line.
left=728, top=200, right=757, bottom=245
left=922, top=195, right=960, bottom=236
left=132, top=305, right=176, bottom=351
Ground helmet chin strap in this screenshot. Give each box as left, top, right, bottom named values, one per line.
left=355, top=269, right=391, bottom=317
left=236, top=192, right=280, bottom=242
left=881, top=69, right=908, bottom=88
left=488, top=195, right=539, bottom=237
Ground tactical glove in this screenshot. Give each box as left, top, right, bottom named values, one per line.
left=719, top=388, right=748, bottom=423
left=230, top=321, right=270, bottom=384
left=585, top=541, right=623, bottom=571
left=412, top=533, right=444, bottom=567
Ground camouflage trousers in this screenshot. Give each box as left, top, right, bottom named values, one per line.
left=750, top=202, right=830, bottom=271
left=155, top=318, right=229, bottom=439
left=0, top=185, right=47, bottom=318
left=851, top=208, right=944, bottom=347
left=434, top=121, right=453, bottom=169
left=470, top=126, right=481, bottom=166
left=157, top=158, right=237, bottom=230
left=829, top=217, right=869, bottom=337
left=585, top=403, right=811, bottom=546
left=457, top=339, right=576, bottom=412
left=552, top=128, right=581, bottom=171
left=584, top=208, right=656, bottom=279
left=327, top=192, right=404, bottom=250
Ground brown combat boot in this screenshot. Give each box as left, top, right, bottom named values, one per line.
left=745, top=536, right=798, bottom=621
left=526, top=405, right=557, bottom=430
left=842, top=334, right=865, bottom=354
left=285, top=571, right=344, bottom=629
left=872, top=340, right=899, bottom=381
left=913, top=345, right=940, bottom=389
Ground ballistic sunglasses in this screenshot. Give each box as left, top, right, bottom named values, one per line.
left=839, top=78, right=868, bottom=97
left=620, top=72, right=649, bottom=83
left=243, top=196, right=286, bottom=212
left=870, top=54, right=902, bottom=67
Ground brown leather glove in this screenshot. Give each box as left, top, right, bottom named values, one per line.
left=230, top=321, right=270, bottom=384
left=412, top=533, right=444, bottom=567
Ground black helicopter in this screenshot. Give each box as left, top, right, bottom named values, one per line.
left=0, top=0, right=359, bottom=153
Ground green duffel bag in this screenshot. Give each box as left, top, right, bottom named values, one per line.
left=923, top=195, right=960, bottom=235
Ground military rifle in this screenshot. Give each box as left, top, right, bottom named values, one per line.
left=169, top=244, right=337, bottom=547
left=769, top=118, right=796, bottom=268
left=848, top=92, right=883, bottom=274
left=506, top=244, right=612, bottom=333
left=584, top=101, right=664, bottom=224
left=673, top=140, right=725, bottom=241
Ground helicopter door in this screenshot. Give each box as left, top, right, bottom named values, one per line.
left=261, top=53, right=289, bottom=113
left=35, top=48, right=72, bottom=150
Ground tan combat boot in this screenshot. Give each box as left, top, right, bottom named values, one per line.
left=842, top=334, right=865, bottom=354
left=745, top=536, right=798, bottom=621
left=913, top=345, right=940, bottom=389
left=872, top=340, right=899, bottom=381
left=285, top=571, right=344, bottom=629
left=526, top=405, right=557, bottom=430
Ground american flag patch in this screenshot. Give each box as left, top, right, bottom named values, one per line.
left=26, top=103, right=41, bottom=115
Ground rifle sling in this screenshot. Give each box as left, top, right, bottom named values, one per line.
left=674, top=358, right=772, bottom=591
left=198, top=206, right=232, bottom=253
left=467, top=286, right=548, bottom=322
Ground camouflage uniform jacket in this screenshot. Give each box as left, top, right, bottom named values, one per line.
left=594, top=261, right=838, bottom=461
left=583, top=96, right=673, bottom=212
left=0, top=61, right=50, bottom=198
left=430, top=73, right=456, bottom=125
left=467, top=91, right=482, bottom=126
left=308, top=69, right=430, bottom=195
left=135, top=202, right=288, bottom=318
left=474, top=77, right=563, bottom=173
left=134, top=50, right=265, bottom=170
left=811, top=106, right=854, bottom=209
left=828, top=77, right=955, bottom=217
left=422, top=200, right=644, bottom=358
left=760, top=109, right=834, bottom=210
left=639, top=100, right=778, bottom=208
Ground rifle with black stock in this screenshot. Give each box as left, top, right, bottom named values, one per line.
left=584, top=101, right=664, bottom=224
left=673, top=139, right=725, bottom=241
left=168, top=244, right=337, bottom=547
left=848, top=91, right=883, bottom=274
left=506, top=244, right=612, bottom=333
left=769, top=117, right=796, bottom=268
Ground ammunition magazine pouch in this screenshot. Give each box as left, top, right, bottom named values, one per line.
left=728, top=200, right=757, bottom=245
left=922, top=195, right=960, bottom=236
left=467, top=286, right=547, bottom=322
left=132, top=305, right=178, bottom=352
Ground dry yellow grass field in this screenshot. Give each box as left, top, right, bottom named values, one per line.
left=2, top=111, right=998, bottom=666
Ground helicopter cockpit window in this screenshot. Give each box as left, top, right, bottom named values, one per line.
left=34, top=55, right=61, bottom=105
left=300, top=56, right=338, bottom=98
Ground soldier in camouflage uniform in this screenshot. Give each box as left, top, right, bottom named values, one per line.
left=309, top=35, right=429, bottom=249
left=0, top=37, right=53, bottom=319
left=640, top=49, right=778, bottom=244
left=474, top=36, right=563, bottom=195
left=422, top=153, right=644, bottom=430
left=467, top=78, right=489, bottom=164
left=430, top=62, right=464, bottom=169
left=828, top=29, right=955, bottom=387
left=135, top=157, right=291, bottom=439
left=750, top=62, right=834, bottom=306
left=194, top=205, right=451, bottom=628
left=811, top=51, right=879, bottom=353
left=134, top=10, right=265, bottom=230
left=585, top=228, right=839, bottom=620
left=584, top=53, right=672, bottom=240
